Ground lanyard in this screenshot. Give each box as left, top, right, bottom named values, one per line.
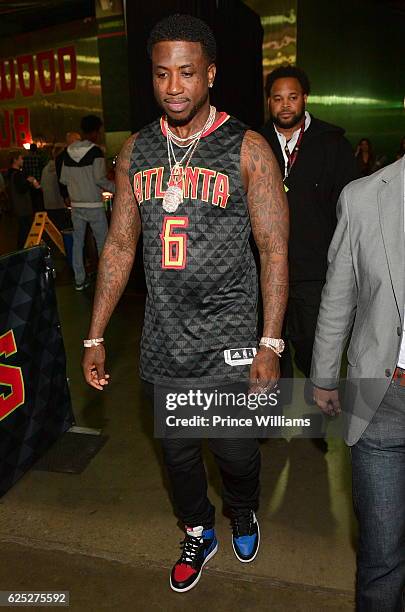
left=284, top=122, right=305, bottom=179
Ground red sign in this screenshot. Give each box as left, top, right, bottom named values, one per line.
left=0, top=108, right=31, bottom=147
left=0, top=45, right=77, bottom=100
left=0, top=45, right=78, bottom=147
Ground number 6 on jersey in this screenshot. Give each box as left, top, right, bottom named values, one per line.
left=160, top=216, right=189, bottom=269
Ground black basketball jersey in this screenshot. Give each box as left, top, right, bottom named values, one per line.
left=129, top=113, right=258, bottom=384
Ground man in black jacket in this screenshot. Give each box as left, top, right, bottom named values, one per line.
left=261, top=65, right=356, bottom=381
left=6, top=151, right=40, bottom=249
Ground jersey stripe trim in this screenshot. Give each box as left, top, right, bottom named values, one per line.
left=160, top=112, right=230, bottom=139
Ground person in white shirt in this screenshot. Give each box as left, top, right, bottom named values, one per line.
left=60, top=115, right=115, bottom=290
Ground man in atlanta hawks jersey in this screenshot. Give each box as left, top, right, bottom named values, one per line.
left=83, top=15, right=289, bottom=593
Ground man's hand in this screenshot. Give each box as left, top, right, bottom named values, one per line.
left=27, top=176, right=40, bottom=188
left=249, top=347, right=280, bottom=394
left=313, top=386, right=341, bottom=416
left=82, top=345, right=110, bottom=390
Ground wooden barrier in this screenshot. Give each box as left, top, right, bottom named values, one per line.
left=24, top=212, right=66, bottom=255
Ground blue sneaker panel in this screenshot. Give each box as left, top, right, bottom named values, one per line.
left=202, top=528, right=215, bottom=540
left=234, top=534, right=257, bottom=556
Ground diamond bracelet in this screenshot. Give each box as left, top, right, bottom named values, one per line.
left=83, top=337, right=104, bottom=348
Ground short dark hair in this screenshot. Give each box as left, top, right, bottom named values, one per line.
left=29, top=143, right=38, bottom=152
left=8, top=150, right=23, bottom=166
left=80, top=115, right=103, bottom=135
left=147, top=14, right=216, bottom=63
left=265, top=65, right=311, bottom=98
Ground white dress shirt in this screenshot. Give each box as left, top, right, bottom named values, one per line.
left=274, top=111, right=312, bottom=179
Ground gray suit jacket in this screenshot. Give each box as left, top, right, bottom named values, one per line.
left=311, top=156, right=405, bottom=445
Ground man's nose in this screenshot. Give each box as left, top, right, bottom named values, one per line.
left=167, top=74, right=183, bottom=95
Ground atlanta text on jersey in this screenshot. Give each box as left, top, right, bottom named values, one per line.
left=133, top=166, right=230, bottom=208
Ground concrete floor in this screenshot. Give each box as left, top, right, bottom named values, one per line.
left=0, top=217, right=357, bottom=610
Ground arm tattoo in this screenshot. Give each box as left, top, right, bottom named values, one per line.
left=88, top=133, right=141, bottom=337
left=241, top=130, right=289, bottom=337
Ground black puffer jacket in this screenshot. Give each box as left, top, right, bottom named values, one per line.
left=261, top=115, right=356, bottom=282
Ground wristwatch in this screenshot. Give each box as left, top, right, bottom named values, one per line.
left=259, top=337, right=285, bottom=356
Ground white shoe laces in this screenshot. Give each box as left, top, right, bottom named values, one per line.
left=180, top=526, right=204, bottom=563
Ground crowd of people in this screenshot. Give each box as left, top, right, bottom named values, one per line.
left=0, top=13, right=404, bottom=609
left=0, top=117, right=114, bottom=289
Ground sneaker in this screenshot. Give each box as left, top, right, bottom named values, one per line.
left=231, top=510, right=260, bottom=563
left=170, top=525, right=218, bottom=593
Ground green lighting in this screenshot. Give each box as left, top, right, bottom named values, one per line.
left=261, top=9, right=296, bottom=27
left=309, top=95, right=403, bottom=109
left=76, top=55, right=100, bottom=65
left=263, top=55, right=296, bottom=67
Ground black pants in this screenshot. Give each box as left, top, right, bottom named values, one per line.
left=30, top=188, right=44, bottom=212
left=281, top=280, right=324, bottom=378
left=161, top=436, right=260, bottom=529
left=145, top=382, right=260, bottom=529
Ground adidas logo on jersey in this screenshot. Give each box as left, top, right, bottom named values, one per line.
left=224, top=347, right=257, bottom=366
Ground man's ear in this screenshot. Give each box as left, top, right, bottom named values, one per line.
left=207, top=63, right=216, bottom=88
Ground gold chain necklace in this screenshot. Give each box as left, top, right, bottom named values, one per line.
left=162, top=106, right=216, bottom=213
